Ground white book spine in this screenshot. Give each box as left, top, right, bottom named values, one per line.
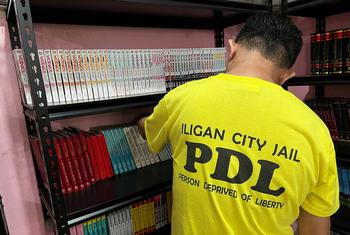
left=44, top=50, right=59, bottom=104
left=13, top=49, right=32, bottom=105
left=70, top=50, right=83, bottom=101
left=145, top=49, right=152, bottom=93
left=51, top=50, right=66, bottom=103
left=88, top=50, right=100, bottom=100
left=107, top=50, right=118, bottom=98
left=119, top=50, right=127, bottom=96
left=101, top=50, right=112, bottom=99
left=139, top=50, right=147, bottom=94
left=125, top=50, right=132, bottom=96
left=81, top=50, right=94, bottom=100
left=76, top=50, right=88, bottom=101
left=58, top=49, right=72, bottom=103
left=64, top=50, right=78, bottom=102
left=93, top=50, right=105, bottom=99
left=38, top=49, right=53, bottom=105
left=113, top=50, right=123, bottom=97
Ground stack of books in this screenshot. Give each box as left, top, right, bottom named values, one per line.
left=310, top=28, right=350, bottom=75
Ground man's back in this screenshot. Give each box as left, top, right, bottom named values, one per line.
left=144, top=73, right=339, bottom=234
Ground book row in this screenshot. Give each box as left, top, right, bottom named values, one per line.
left=30, top=125, right=172, bottom=194
left=310, top=28, right=350, bottom=75
left=305, top=98, right=350, bottom=141
left=13, top=48, right=226, bottom=106
left=69, top=191, right=172, bottom=235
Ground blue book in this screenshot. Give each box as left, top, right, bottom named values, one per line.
left=338, top=167, right=343, bottom=195
left=102, top=130, right=119, bottom=175
left=111, top=128, right=127, bottom=173
left=342, top=169, right=348, bottom=196
left=117, top=128, right=134, bottom=172
left=83, top=222, right=89, bottom=235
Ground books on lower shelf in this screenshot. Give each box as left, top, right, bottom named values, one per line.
left=29, top=125, right=172, bottom=194
left=69, top=191, right=172, bottom=235
left=305, top=98, right=350, bottom=142
left=338, top=166, right=350, bottom=209
left=13, top=48, right=226, bottom=106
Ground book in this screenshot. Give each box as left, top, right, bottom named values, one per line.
left=51, top=50, right=66, bottom=103
left=58, top=49, right=72, bottom=103
left=64, top=50, right=78, bottom=102
left=13, top=49, right=32, bottom=105
left=44, top=50, right=60, bottom=104
left=38, top=49, right=53, bottom=105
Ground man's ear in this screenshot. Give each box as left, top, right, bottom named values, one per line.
left=280, top=70, right=296, bottom=85
left=228, top=39, right=239, bottom=62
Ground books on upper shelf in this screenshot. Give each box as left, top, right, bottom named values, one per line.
left=13, top=48, right=226, bottom=107
left=29, top=125, right=172, bottom=194
left=338, top=166, right=350, bottom=209
left=310, top=28, right=350, bottom=75
left=305, top=98, right=350, bottom=142
left=69, top=191, right=172, bottom=235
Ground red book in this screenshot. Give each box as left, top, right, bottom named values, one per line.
left=85, top=134, right=101, bottom=181
left=77, top=132, right=96, bottom=184
left=70, top=133, right=91, bottom=187
left=63, top=134, right=86, bottom=191
left=56, top=134, right=79, bottom=192
left=95, top=132, right=114, bottom=177
left=91, top=134, right=107, bottom=179
left=53, top=136, right=73, bottom=194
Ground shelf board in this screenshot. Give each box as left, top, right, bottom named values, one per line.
left=287, top=0, right=350, bottom=17
left=25, top=93, right=165, bottom=121
left=284, top=74, right=350, bottom=86
left=60, top=160, right=172, bottom=226
left=331, top=206, right=350, bottom=234
left=20, top=0, right=267, bottom=28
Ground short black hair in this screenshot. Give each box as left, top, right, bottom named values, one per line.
left=235, top=12, right=302, bottom=69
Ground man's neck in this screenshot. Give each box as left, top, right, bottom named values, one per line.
left=225, top=50, right=283, bottom=85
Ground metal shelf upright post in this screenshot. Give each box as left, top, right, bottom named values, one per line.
left=6, top=0, right=69, bottom=234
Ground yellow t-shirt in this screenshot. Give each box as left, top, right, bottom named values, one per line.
left=144, top=73, right=339, bottom=235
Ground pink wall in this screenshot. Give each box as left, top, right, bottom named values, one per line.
left=0, top=12, right=47, bottom=235
left=0, top=9, right=349, bottom=235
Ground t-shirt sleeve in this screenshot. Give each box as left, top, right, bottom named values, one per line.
left=301, top=142, right=340, bottom=217
left=144, top=97, right=170, bottom=153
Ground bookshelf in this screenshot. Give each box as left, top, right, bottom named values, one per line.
left=284, top=1, right=350, bottom=233
left=6, top=0, right=269, bottom=234
left=6, top=0, right=350, bottom=234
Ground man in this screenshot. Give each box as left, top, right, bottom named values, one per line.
left=138, top=13, right=339, bottom=235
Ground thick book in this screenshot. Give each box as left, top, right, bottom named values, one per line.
left=85, top=133, right=101, bottom=181
left=333, top=30, right=343, bottom=74
left=53, top=136, right=73, bottom=194
left=344, top=28, right=350, bottom=73
left=55, top=133, right=79, bottom=192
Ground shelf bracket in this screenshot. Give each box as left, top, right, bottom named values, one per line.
left=6, top=0, right=69, bottom=234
